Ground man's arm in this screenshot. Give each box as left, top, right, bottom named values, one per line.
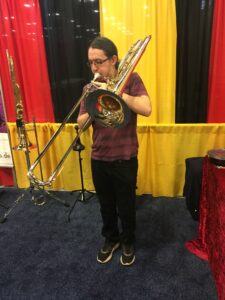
left=122, top=93, right=152, bottom=117
left=77, top=112, right=91, bottom=130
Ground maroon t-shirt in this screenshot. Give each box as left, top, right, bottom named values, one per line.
left=78, top=72, right=148, bottom=161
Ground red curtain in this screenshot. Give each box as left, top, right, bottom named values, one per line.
left=207, top=0, right=225, bottom=122
left=0, top=0, right=55, bottom=186
left=0, top=0, right=55, bottom=122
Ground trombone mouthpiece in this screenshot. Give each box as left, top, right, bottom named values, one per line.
left=93, top=73, right=100, bottom=81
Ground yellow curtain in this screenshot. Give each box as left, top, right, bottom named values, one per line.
left=137, top=124, right=225, bottom=196
left=100, top=0, right=177, bottom=124
left=8, top=122, right=225, bottom=197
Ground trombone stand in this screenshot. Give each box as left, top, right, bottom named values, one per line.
left=0, top=144, right=43, bottom=223
left=0, top=120, right=68, bottom=224
left=67, top=126, right=95, bottom=222
left=0, top=182, right=69, bottom=224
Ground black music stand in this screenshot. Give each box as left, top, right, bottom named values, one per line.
left=68, top=125, right=95, bottom=221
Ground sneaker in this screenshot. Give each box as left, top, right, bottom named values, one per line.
left=97, top=241, right=120, bottom=264
left=120, top=244, right=135, bottom=266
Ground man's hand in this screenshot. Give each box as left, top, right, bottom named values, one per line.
left=92, top=81, right=107, bottom=90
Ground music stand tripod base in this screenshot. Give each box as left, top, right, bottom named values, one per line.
left=68, top=189, right=95, bottom=222
left=72, top=189, right=95, bottom=202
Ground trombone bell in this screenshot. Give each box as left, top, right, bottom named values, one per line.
left=86, top=89, right=131, bottom=128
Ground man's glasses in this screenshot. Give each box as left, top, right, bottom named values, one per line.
left=87, top=57, right=109, bottom=67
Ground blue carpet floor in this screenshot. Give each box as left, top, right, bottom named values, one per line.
left=0, top=188, right=217, bottom=300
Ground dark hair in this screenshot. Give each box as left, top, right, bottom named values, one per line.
left=89, top=36, right=119, bottom=69
left=89, top=36, right=118, bottom=57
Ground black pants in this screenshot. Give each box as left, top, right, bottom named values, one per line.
left=91, top=157, right=138, bottom=245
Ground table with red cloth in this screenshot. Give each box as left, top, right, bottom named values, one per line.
left=186, top=156, right=225, bottom=300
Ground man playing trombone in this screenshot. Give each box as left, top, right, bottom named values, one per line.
left=78, top=36, right=151, bottom=266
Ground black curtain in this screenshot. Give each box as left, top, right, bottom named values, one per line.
left=175, top=0, right=214, bottom=123
left=39, top=0, right=100, bottom=122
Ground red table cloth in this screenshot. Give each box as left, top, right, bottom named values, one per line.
left=186, top=156, right=225, bottom=300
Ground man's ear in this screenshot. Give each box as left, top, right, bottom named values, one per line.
left=111, top=55, right=118, bottom=66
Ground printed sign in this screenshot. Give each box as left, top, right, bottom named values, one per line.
left=0, top=133, right=13, bottom=167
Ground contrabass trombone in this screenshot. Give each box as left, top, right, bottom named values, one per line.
left=27, top=35, right=151, bottom=188
left=6, top=50, right=35, bottom=151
